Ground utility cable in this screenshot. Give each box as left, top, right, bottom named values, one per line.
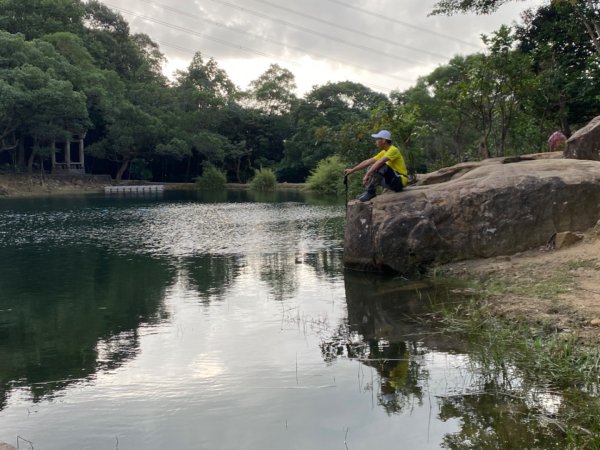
left=107, top=3, right=416, bottom=89
left=124, top=0, right=432, bottom=65
left=108, top=5, right=288, bottom=60
left=202, top=0, right=445, bottom=62
left=116, top=0, right=415, bottom=82
left=157, top=40, right=398, bottom=93
left=325, top=0, right=481, bottom=48
left=248, top=0, right=456, bottom=58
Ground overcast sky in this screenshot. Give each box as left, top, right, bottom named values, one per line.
left=98, top=0, right=545, bottom=95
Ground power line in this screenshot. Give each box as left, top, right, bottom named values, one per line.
left=157, top=40, right=398, bottom=93
left=108, top=5, right=286, bottom=60
left=124, top=0, right=416, bottom=83
left=248, top=0, right=456, bottom=58
left=325, top=0, right=481, bottom=49
left=106, top=2, right=417, bottom=89
left=107, top=5, right=405, bottom=92
left=126, top=0, right=431, bottom=66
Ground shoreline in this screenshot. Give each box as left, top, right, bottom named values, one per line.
left=0, top=174, right=306, bottom=198
left=434, top=225, right=600, bottom=344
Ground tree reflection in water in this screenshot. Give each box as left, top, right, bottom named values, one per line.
left=0, top=246, right=174, bottom=410
left=333, top=271, right=575, bottom=448
left=439, top=388, right=565, bottom=449
left=320, top=271, right=452, bottom=414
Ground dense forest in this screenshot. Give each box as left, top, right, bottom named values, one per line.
left=0, top=0, right=598, bottom=183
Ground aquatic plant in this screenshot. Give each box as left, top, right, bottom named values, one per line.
left=249, top=168, right=277, bottom=191
left=195, top=163, right=227, bottom=190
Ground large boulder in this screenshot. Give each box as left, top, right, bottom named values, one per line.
left=564, top=115, right=600, bottom=160
left=344, top=157, right=600, bottom=273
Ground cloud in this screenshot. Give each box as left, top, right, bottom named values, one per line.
left=100, top=0, right=545, bottom=95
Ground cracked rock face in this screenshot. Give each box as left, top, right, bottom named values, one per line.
left=344, top=156, right=600, bottom=274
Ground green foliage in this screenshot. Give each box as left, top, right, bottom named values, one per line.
left=195, top=162, right=226, bottom=190
left=305, top=155, right=346, bottom=195
left=249, top=167, right=277, bottom=191
left=279, top=81, right=389, bottom=181
left=246, top=63, right=297, bottom=115
left=0, top=0, right=596, bottom=182
left=430, top=0, right=511, bottom=16
left=129, top=158, right=152, bottom=180
left=0, top=0, right=85, bottom=39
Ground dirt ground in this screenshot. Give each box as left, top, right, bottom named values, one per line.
left=0, top=174, right=107, bottom=197
left=438, top=225, right=600, bottom=343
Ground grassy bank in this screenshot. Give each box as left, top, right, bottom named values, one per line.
left=427, top=271, right=600, bottom=448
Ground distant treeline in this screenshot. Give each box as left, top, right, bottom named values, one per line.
left=0, top=0, right=598, bottom=182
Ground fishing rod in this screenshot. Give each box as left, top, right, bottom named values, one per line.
left=344, top=174, right=348, bottom=213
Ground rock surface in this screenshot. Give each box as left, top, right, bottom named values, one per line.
left=0, top=443, right=18, bottom=450
left=344, top=156, right=600, bottom=273
left=564, top=115, right=600, bottom=161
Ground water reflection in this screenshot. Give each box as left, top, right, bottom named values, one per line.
left=336, top=272, right=570, bottom=447
left=320, top=272, right=453, bottom=415
left=182, top=254, right=244, bottom=303
left=0, top=245, right=174, bottom=410
left=1, top=191, right=576, bottom=449
left=439, top=390, right=564, bottom=449
left=0, top=193, right=345, bottom=414
left=166, top=188, right=344, bottom=207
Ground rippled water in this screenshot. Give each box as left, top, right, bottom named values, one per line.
left=0, top=190, right=568, bottom=449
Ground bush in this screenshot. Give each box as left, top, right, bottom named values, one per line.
left=305, top=155, right=346, bottom=195
left=195, top=163, right=226, bottom=190
left=249, top=168, right=277, bottom=191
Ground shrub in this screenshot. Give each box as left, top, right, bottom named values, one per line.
left=305, top=155, right=346, bottom=195
left=249, top=168, right=277, bottom=191
left=195, top=163, right=226, bottom=190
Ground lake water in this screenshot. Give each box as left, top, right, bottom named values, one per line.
left=0, top=190, right=566, bottom=449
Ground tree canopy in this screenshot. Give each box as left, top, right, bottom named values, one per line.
left=0, top=0, right=597, bottom=182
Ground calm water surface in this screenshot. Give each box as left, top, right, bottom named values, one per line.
left=0, top=190, right=565, bottom=449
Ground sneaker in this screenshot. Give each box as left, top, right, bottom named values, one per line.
left=357, top=191, right=376, bottom=202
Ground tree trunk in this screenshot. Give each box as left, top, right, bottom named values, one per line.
left=39, top=153, right=45, bottom=183
left=558, top=95, right=571, bottom=137
left=116, top=159, right=130, bottom=181
left=26, top=141, right=36, bottom=174
left=235, top=158, right=242, bottom=183
left=185, top=155, right=192, bottom=181
left=577, top=8, right=600, bottom=58
left=17, top=138, right=25, bottom=169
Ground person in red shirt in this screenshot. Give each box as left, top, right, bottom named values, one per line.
left=548, top=131, right=567, bottom=152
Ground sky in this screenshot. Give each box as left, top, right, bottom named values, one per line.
left=98, top=0, right=546, bottom=96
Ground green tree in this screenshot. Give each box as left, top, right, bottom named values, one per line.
left=516, top=2, right=600, bottom=134
left=280, top=81, right=388, bottom=181
left=0, top=31, right=91, bottom=171
left=430, top=0, right=600, bottom=57
left=245, top=64, right=297, bottom=115
left=415, top=28, right=536, bottom=159
left=87, top=100, right=162, bottom=180
left=0, top=0, right=84, bottom=39
left=82, top=1, right=165, bottom=82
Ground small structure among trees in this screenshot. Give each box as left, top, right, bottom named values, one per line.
left=51, top=133, right=86, bottom=174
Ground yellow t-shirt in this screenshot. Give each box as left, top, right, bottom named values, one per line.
left=373, top=145, right=407, bottom=186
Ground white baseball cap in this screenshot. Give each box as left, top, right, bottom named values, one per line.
left=371, top=130, right=392, bottom=140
